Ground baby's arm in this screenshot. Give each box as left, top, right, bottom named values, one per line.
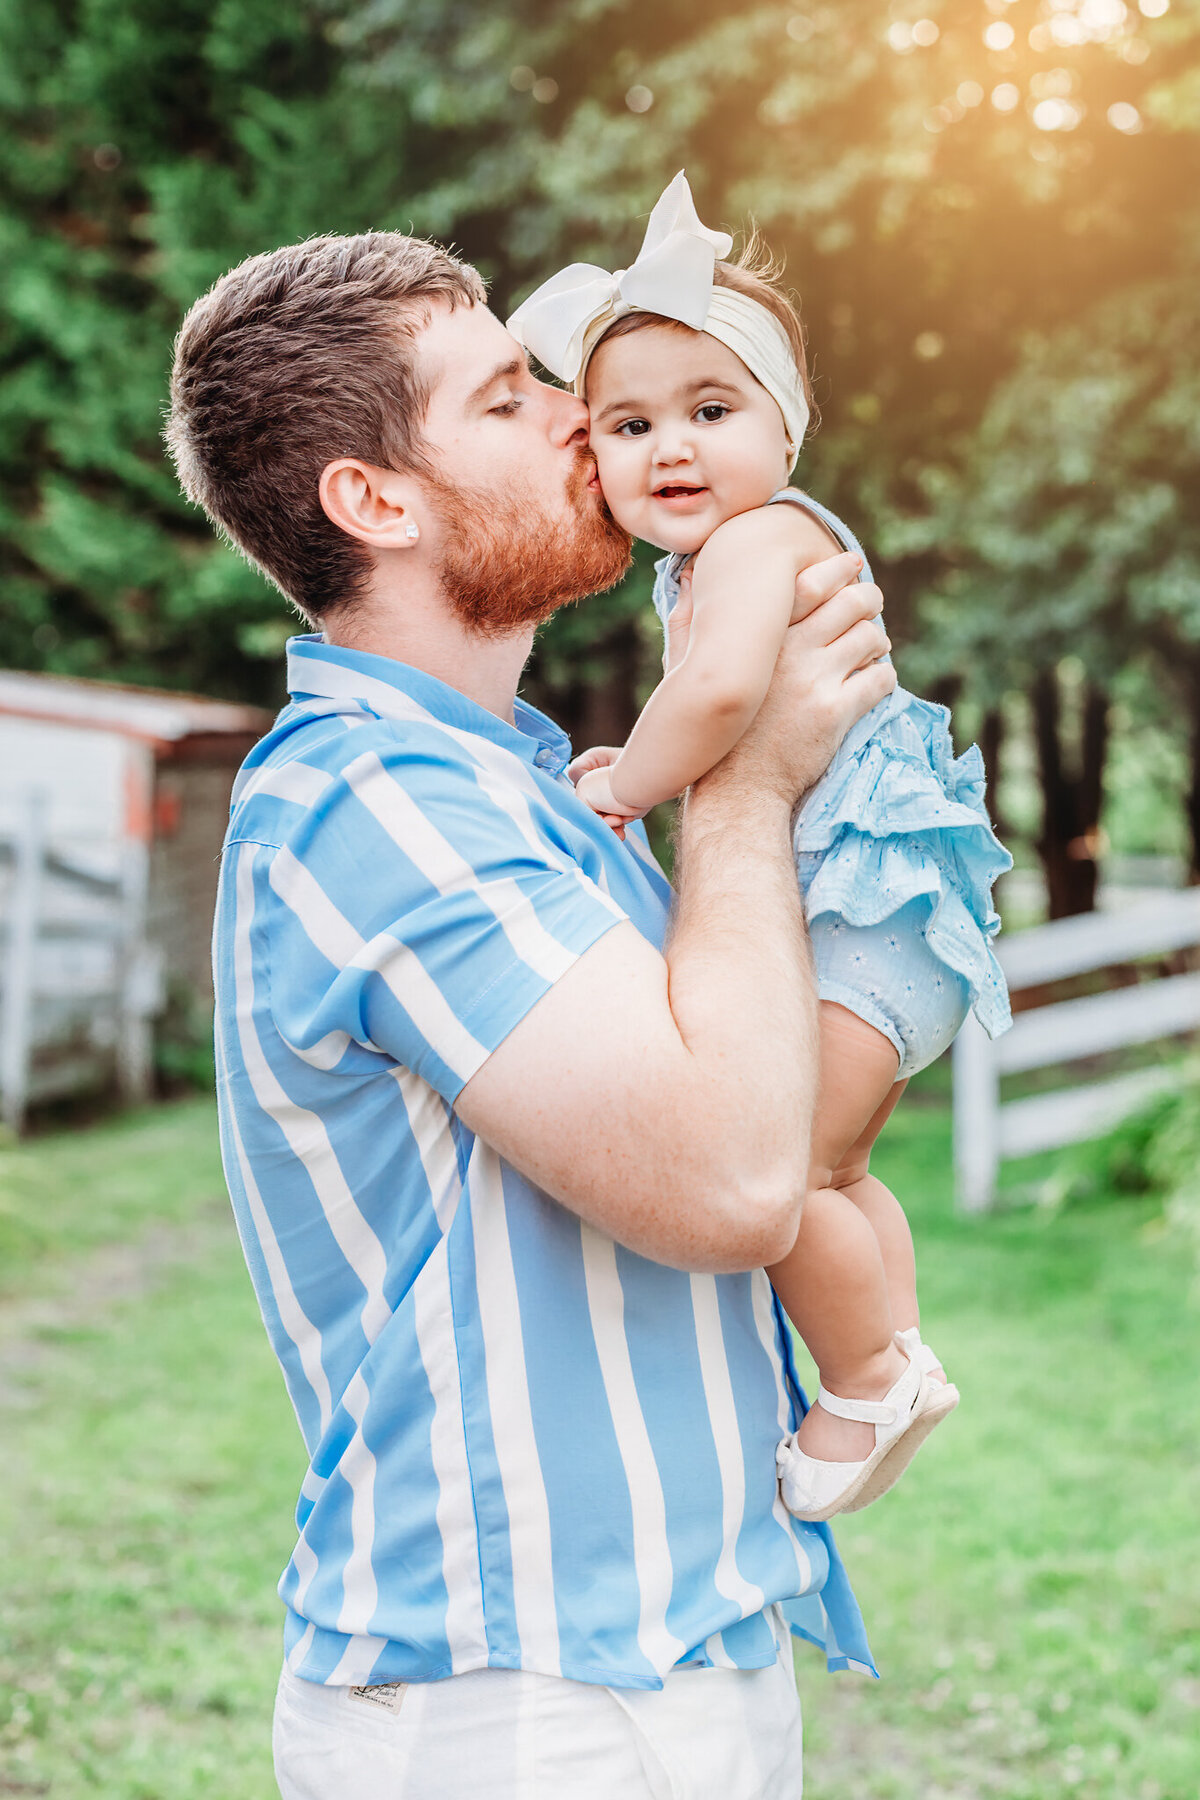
left=577, top=503, right=845, bottom=815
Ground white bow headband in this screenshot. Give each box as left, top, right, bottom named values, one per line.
left=507, top=172, right=810, bottom=470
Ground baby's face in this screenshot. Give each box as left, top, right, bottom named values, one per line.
left=585, top=324, right=792, bottom=555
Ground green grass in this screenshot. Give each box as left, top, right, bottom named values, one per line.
left=0, top=1102, right=230, bottom=1289
left=794, top=1092, right=1200, bottom=1800
left=1, top=1095, right=1197, bottom=1798
left=0, top=1102, right=300, bottom=1798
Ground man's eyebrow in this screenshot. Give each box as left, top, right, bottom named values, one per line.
left=592, top=377, right=743, bottom=425
left=463, top=355, right=528, bottom=412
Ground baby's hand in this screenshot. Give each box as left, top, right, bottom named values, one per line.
left=569, top=749, right=646, bottom=839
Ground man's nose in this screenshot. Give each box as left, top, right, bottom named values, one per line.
left=546, top=385, right=590, bottom=448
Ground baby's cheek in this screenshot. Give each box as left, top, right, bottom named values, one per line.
left=590, top=445, right=641, bottom=529
left=589, top=437, right=619, bottom=485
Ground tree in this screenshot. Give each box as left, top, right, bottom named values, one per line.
left=336, top=0, right=1200, bottom=825
left=911, top=272, right=1200, bottom=909
left=1, top=0, right=1198, bottom=916
left=0, top=0, right=414, bottom=703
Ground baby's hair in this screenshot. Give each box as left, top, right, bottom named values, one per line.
left=590, top=225, right=814, bottom=422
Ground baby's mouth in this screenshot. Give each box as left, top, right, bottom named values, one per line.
left=653, top=483, right=708, bottom=503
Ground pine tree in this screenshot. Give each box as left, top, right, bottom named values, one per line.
left=2, top=0, right=1198, bottom=911
left=0, top=0, right=413, bottom=703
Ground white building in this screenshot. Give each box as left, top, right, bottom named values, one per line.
left=0, top=670, right=270, bottom=1129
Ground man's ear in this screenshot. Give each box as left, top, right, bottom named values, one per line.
left=319, top=459, right=424, bottom=551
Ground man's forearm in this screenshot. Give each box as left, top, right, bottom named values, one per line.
left=454, top=554, right=891, bottom=1272
left=662, top=773, right=818, bottom=1262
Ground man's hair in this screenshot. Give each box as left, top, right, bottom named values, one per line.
left=167, top=233, right=487, bottom=623
left=592, top=231, right=815, bottom=422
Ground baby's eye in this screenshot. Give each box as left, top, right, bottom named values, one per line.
left=615, top=418, right=651, bottom=437
left=696, top=402, right=730, bottom=424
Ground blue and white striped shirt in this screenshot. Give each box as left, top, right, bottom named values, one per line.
left=213, top=634, right=874, bottom=1690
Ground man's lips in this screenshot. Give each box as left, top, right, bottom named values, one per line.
left=573, top=456, right=603, bottom=501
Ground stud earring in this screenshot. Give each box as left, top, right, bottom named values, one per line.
left=405, top=523, right=420, bottom=541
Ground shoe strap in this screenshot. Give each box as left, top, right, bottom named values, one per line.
left=895, top=1327, right=942, bottom=1377
left=815, top=1383, right=900, bottom=1427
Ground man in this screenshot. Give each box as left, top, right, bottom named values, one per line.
left=168, top=231, right=894, bottom=1799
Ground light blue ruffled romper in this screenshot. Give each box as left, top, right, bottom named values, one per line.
left=653, top=489, right=1013, bottom=1079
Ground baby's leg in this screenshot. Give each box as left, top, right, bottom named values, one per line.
left=768, top=1003, right=915, bottom=1463
left=818, top=1113, right=948, bottom=1387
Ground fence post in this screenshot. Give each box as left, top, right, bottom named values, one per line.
left=0, top=791, right=46, bottom=1135
left=116, top=837, right=156, bottom=1104
left=953, top=1012, right=1000, bottom=1214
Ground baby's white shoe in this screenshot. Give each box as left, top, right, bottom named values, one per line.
left=776, top=1331, right=959, bottom=1523
left=893, top=1325, right=947, bottom=1383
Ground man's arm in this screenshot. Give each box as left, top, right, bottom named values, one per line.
left=457, top=552, right=893, bottom=1274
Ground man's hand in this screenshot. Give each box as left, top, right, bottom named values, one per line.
left=705, top=549, right=893, bottom=811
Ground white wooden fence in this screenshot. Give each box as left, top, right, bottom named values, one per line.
left=953, top=888, right=1200, bottom=1212
left=0, top=790, right=163, bottom=1134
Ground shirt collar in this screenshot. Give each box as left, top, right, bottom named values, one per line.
left=284, top=634, right=574, bottom=777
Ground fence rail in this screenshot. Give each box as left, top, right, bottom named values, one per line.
left=0, top=792, right=162, bottom=1133
left=953, top=888, right=1200, bottom=1212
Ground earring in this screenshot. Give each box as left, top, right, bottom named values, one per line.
left=404, top=523, right=420, bottom=541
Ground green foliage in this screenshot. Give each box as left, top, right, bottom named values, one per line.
left=909, top=277, right=1200, bottom=706
left=0, top=0, right=416, bottom=702
left=1024, top=1083, right=1177, bottom=1211
left=153, top=980, right=218, bottom=1093
left=1018, top=1066, right=1200, bottom=1281
left=1, top=0, right=1199, bottom=820
left=338, top=0, right=1200, bottom=665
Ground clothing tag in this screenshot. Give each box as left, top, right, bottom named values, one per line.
left=348, top=1681, right=407, bottom=1714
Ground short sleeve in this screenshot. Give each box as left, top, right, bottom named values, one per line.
left=253, top=726, right=629, bottom=1103
left=651, top=554, right=681, bottom=634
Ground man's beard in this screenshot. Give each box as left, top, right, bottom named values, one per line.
left=425, top=453, right=633, bottom=639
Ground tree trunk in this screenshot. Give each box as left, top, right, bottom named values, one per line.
left=526, top=619, right=644, bottom=752
left=1031, top=669, right=1110, bottom=919
left=979, top=706, right=1006, bottom=836
left=926, top=674, right=962, bottom=715
left=574, top=620, right=644, bottom=750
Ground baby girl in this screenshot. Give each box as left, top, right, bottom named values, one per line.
left=509, top=174, right=1012, bottom=1521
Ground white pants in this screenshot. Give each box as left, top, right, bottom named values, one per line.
left=273, top=1628, right=803, bottom=1799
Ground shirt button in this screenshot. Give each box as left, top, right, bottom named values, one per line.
left=534, top=747, right=557, bottom=770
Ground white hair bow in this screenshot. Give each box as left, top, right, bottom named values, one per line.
left=507, top=171, right=810, bottom=467
left=507, top=172, right=733, bottom=385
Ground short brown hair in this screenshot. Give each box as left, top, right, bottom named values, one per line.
left=591, top=229, right=814, bottom=425
left=167, top=233, right=486, bottom=623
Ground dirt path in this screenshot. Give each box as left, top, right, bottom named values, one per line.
left=0, top=1193, right=232, bottom=1401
